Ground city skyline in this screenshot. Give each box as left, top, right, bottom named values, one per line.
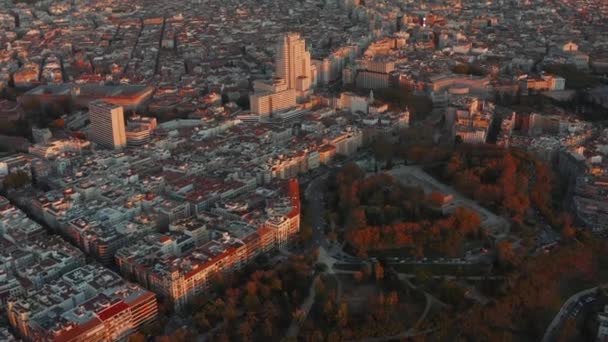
left=0, top=0, right=607, bottom=341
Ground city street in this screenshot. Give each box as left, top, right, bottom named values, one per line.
left=542, top=287, right=602, bottom=342
left=304, top=174, right=330, bottom=250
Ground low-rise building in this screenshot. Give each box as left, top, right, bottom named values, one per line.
left=116, top=180, right=300, bottom=309
left=7, top=264, right=157, bottom=342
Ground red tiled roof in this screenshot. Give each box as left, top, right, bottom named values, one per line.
left=97, top=301, right=129, bottom=321
left=286, top=179, right=300, bottom=219
left=53, top=317, right=102, bottom=342
left=183, top=245, right=239, bottom=280
left=319, top=144, right=336, bottom=152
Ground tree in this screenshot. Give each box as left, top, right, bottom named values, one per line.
left=438, top=281, right=466, bottom=306
left=371, top=136, right=394, bottom=168
left=260, top=301, right=279, bottom=334
left=451, top=63, right=486, bottom=76
left=452, top=207, right=481, bottom=234
left=246, top=281, right=258, bottom=296
left=327, top=230, right=338, bottom=242
left=223, top=302, right=238, bottom=321
left=337, top=162, right=364, bottom=184
left=427, top=191, right=447, bottom=207
left=315, top=262, right=328, bottom=273
left=6, top=118, right=32, bottom=139
left=337, top=301, right=349, bottom=327
left=214, top=332, right=230, bottom=342
left=51, top=118, right=65, bottom=129
left=560, top=214, right=576, bottom=240
left=162, top=328, right=193, bottom=342
left=562, top=224, right=576, bottom=241
left=244, top=293, right=260, bottom=310
left=327, top=331, right=341, bottom=342
left=262, top=318, right=274, bottom=337
left=193, top=311, right=211, bottom=330
left=235, top=95, right=250, bottom=110
left=127, top=333, right=146, bottom=342
left=347, top=207, right=367, bottom=230
left=298, top=222, right=314, bottom=244
left=269, top=276, right=282, bottom=291
left=386, top=291, right=399, bottom=306
left=497, top=240, right=516, bottom=269
left=221, top=93, right=230, bottom=104
left=374, top=262, right=385, bottom=281
left=238, top=321, right=253, bottom=341
left=374, top=88, right=433, bottom=121
left=139, top=319, right=165, bottom=337
left=558, top=318, right=578, bottom=342
left=544, top=64, right=599, bottom=89
left=2, top=171, right=30, bottom=190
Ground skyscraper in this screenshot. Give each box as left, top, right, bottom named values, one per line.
left=89, top=100, right=127, bottom=149
left=275, top=33, right=313, bottom=98
left=249, top=33, right=314, bottom=116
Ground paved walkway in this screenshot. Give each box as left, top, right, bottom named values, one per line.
left=283, top=246, right=453, bottom=341
left=388, top=165, right=510, bottom=238
left=341, top=273, right=446, bottom=342
left=282, top=274, right=320, bottom=340
left=283, top=246, right=342, bottom=340
left=399, top=274, right=448, bottom=317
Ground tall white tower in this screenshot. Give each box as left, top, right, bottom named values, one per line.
left=89, top=100, right=127, bottom=149
left=275, top=33, right=313, bottom=98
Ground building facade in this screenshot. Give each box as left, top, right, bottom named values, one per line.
left=276, top=33, right=314, bottom=98
left=6, top=264, right=157, bottom=342
left=89, top=101, right=127, bottom=150
left=250, top=79, right=297, bottom=117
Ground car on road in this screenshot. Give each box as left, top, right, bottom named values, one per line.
left=570, top=302, right=584, bottom=318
